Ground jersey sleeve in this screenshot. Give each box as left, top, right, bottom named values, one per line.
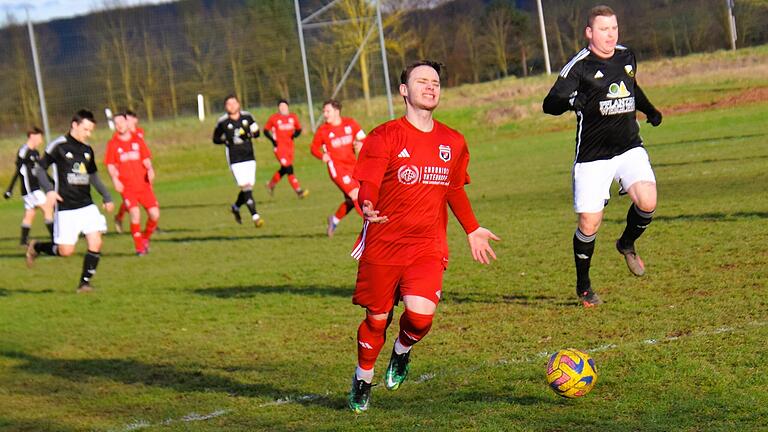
left=104, top=140, right=116, bottom=165
left=87, top=147, right=98, bottom=174
left=264, top=115, right=275, bottom=133
left=212, top=121, right=226, bottom=144
left=139, top=138, right=152, bottom=160
left=350, top=119, right=366, bottom=141
left=353, top=128, right=389, bottom=186
left=292, top=114, right=302, bottom=131
left=449, top=139, right=471, bottom=189
left=310, top=127, right=325, bottom=159
left=543, top=61, right=583, bottom=115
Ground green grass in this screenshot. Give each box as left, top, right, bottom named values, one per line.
left=0, top=47, right=767, bottom=431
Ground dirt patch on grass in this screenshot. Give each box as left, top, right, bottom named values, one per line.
left=663, top=87, right=768, bottom=116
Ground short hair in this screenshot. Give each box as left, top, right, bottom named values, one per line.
left=587, top=5, right=616, bottom=27
left=224, top=94, right=239, bottom=104
left=27, top=126, right=43, bottom=137
left=125, top=109, right=137, bottom=118
left=114, top=111, right=127, bottom=119
left=278, top=99, right=289, bottom=106
left=72, top=109, right=96, bottom=125
left=400, top=60, right=444, bottom=85
left=323, top=99, right=342, bottom=111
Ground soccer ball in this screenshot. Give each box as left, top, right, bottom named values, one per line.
left=546, top=348, right=598, bottom=398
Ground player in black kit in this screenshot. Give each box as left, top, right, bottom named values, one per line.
left=4, top=127, right=54, bottom=245
left=26, top=110, right=115, bottom=293
left=543, top=5, right=662, bottom=307
left=212, top=94, right=264, bottom=227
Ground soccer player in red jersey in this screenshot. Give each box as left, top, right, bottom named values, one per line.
left=264, top=100, right=308, bottom=198
left=104, top=113, right=160, bottom=255
left=310, top=99, right=367, bottom=237
left=113, top=109, right=145, bottom=233
left=346, top=60, right=500, bottom=413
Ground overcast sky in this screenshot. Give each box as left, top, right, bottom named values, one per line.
left=0, top=0, right=173, bottom=24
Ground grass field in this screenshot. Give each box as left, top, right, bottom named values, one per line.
left=1, top=47, right=767, bottom=431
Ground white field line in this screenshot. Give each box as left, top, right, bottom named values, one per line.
left=113, top=320, right=766, bottom=430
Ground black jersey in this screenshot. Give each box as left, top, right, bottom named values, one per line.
left=40, top=134, right=99, bottom=211
left=16, top=144, right=42, bottom=195
left=212, top=111, right=260, bottom=165
left=543, top=45, right=658, bottom=163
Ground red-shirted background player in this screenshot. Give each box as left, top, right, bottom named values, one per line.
left=346, top=60, right=499, bottom=413
left=264, top=100, right=309, bottom=199
left=105, top=112, right=160, bottom=255
left=310, top=99, right=367, bottom=237
left=113, top=109, right=145, bottom=232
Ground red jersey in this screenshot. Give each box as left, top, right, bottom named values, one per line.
left=265, top=113, right=301, bottom=146
left=351, top=117, right=471, bottom=265
left=104, top=134, right=152, bottom=190
left=310, top=117, right=366, bottom=168
left=134, top=127, right=145, bottom=140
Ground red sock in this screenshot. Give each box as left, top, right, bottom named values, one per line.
left=288, top=174, right=301, bottom=191
left=270, top=171, right=282, bottom=187
left=130, top=223, right=143, bottom=251
left=334, top=201, right=350, bottom=220
left=397, top=309, right=434, bottom=348
left=357, top=315, right=389, bottom=370
left=144, top=218, right=158, bottom=240
left=117, top=202, right=128, bottom=221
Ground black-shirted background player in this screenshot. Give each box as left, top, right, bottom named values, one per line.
left=543, top=5, right=662, bottom=307
left=5, top=127, right=55, bottom=245
left=212, top=94, right=264, bottom=227
left=26, top=110, right=115, bottom=293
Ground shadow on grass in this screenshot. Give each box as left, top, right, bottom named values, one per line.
left=155, top=232, right=327, bottom=243
left=0, top=417, right=79, bottom=432
left=195, top=284, right=351, bottom=299
left=654, top=154, right=768, bottom=168
left=606, top=211, right=768, bottom=224
left=449, top=391, right=552, bottom=406
left=0, top=288, right=54, bottom=297
left=650, top=132, right=768, bottom=148
left=444, top=293, right=573, bottom=307
left=161, top=202, right=225, bottom=210
left=0, top=252, right=25, bottom=259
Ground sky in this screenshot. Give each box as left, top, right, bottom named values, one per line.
left=0, top=0, right=173, bottom=24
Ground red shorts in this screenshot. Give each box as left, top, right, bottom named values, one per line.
left=353, top=255, right=445, bottom=315
left=327, top=161, right=359, bottom=196
left=274, top=144, right=294, bottom=167
left=123, top=186, right=158, bottom=210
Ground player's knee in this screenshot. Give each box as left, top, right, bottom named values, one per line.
left=399, top=308, right=434, bottom=343
left=363, top=313, right=389, bottom=332
left=348, top=188, right=359, bottom=201
left=57, top=246, right=75, bottom=257
left=149, top=208, right=160, bottom=220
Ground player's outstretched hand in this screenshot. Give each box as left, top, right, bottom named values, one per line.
left=646, top=110, right=662, bottom=127
left=362, top=200, right=388, bottom=224
left=467, top=227, right=500, bottom=265
left=103, top=201, right=115, bottom=213
left=3, top=191, right=11, bottom=199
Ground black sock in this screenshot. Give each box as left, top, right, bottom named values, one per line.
left=344, top=197, right=355, bottom=215
left=20, top=224, right=31, bottom=245
left=234, top=191, right=246, bottom=208
left=573, top=229, right=596, bottom=295
left=243, top=189, right=257, bottom=216
left=45, top=220, right=54, bottom=240
left=619, top=204, right=654, bottom=250
left=34, top=241, right=58, bottom=256
left=80, top=250, right=101, bottom=286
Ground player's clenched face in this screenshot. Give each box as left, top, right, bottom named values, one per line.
left=400, top=65, right=441, bottom=111
left=322, top=104, right=340, bottom=124
left=586, top=14, right=618, bottom=59
left=71, top=119, right=95, bottom=143
left=225, top=97, right=241, bottom=116
left=114, top=115, right=129, bottom=134
left=278, top=102, right=289, bottom=116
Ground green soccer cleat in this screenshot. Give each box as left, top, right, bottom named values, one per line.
left=385, top=348, right=411, bottom=391
left=348, top=375, right=373, bottom=413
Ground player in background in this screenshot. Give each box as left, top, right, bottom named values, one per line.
left=26, top=110, right=114, bottom=293
left=264, top=100, right=308, bottom=198
left=113, top=109, right=145, bottom=233
left=212, top=94, right=264, bottom=227
left=542, top=5, right=663, bottom=307
left=3, top=127, right=54, bottom=245
left=347, top=60, right=499, bottom=413
left=310, top=99, right=366, bottom=237
left=105, top=113, right=160, bottom=256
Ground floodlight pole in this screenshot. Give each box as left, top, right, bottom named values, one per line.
left=26, top=9, right=51, bottom=143
left=294, top=0, right=317, bottom=131
left=376, top=0, right=394, bottom=119
left=725, top=0, right=737, bottom=51
left=536, top=0, right=552, bottom=75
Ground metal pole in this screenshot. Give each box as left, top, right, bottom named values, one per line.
left=294, top=0, right=316, bottom=131
left=26, top=9, right=50, bottom=143
left=376, top=0, right=394, bottom=119
left=726, top=0, right=737, bottom=51
left=536, top=0, right=552, bottom=75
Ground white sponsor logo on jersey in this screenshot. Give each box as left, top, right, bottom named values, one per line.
left=398, top=148, right=410, bottom=158
left=398, top=165, right=420, bottom=185
left=594, top=70, right=604, bottom=79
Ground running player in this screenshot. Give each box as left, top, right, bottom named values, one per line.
left=347, top=60, right=499, bottom=412
left=212, top=94, right=264, bottom=227
left=264, top=100, right=308, bottom=198
left=113, top=109, right=146, bottom=233
left=26, top=110, right=114, bottom=293
left=310, top=99, right=366, bottom=237
left=4, top=127, right=54, bottom=245
left=105, top=113, right=160, bottom=255
left=543, top=5, right=663, bottom=307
